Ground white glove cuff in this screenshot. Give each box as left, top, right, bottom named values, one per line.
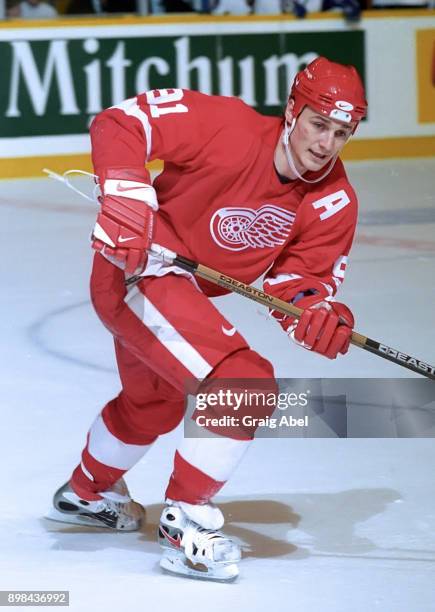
left=103, top=179, right=159, bottom=211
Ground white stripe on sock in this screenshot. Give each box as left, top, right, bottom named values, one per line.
left=80, top=461, right=94, bottom=482
left=88, top=414, right=152, bottom=471
left=177, top=435, right=251, bottom=483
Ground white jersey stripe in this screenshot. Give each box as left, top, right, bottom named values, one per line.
left=264, top=273, right=302, bottom=286
left=87, top=414, right=152, bottom=470
left=111, top=97, right=152, bottom=159
left=125, top=285, right=213, bottom=380
left=177, top=436, right=251, bottom=482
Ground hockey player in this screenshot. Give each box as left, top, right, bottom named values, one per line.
left=50, top=57, right=367, bottom=581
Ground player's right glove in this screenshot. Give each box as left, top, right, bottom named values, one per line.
left=92, top=167, right=158, bottom=275
left=272, top=294, right=354, bottom=359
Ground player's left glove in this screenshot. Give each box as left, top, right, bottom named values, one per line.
left=91, top=167, right=158, bottom=275
left=273, top=295, right=354, bottom=359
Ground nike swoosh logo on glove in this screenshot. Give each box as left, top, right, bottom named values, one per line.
left=116, top=182, right=146, bottom=192
left=118, top=236, right=136, bottom=243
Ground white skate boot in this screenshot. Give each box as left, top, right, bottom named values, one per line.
left=47, top=478, right=144, bottom=531
left=159, top=501, right=241, bottom=582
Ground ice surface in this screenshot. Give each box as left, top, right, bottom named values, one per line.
left=1, top=159, right=435, bottom=611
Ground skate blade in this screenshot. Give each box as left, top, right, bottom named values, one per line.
left=44, top=508, right=140, bottom=532
left=44, top=508, right=113, bottom=529
left=160, top=554, right=239, bottom=583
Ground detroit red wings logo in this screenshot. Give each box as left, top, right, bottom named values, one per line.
left=210, top=205, right=296, bottom=252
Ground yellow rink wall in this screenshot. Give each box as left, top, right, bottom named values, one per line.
left=1, top=10, right=435, bottom=178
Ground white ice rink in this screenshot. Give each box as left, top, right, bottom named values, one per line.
left=1, top=158, right=435, bottom=611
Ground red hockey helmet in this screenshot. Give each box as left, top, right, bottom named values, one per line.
left=290, top=57, right=367, bottom=127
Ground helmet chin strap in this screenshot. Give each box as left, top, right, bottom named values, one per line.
left=282, top=117, right=339, bottom=184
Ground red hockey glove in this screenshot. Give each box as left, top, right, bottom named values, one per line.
left=91, top=169, right=158, bottom=275
left=273, top=295, right=354, bottom=359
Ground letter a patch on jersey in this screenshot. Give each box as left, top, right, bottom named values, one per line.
left=312, top=189, right=350, bottom=221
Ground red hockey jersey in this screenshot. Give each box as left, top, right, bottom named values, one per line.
left=90, top=88, right=358, bottom=300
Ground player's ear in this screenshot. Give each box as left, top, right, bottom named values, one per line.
left=284, top=98, right=295, bottom=124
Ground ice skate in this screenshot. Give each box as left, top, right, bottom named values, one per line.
left=47, top=478, right=144, bottom=531
left=158, top=501, right=241, bottom=582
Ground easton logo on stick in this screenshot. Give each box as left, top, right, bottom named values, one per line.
left=379, top=344, right=435, bottom=375
left=218, top=275, right=275, bottom=303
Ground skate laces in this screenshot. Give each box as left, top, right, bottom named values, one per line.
left=191, top=526, right=225, bottom=546
left=185, top=522, right=239, bottom=563
left=95, top=499, right=118, bottom=516
left=93, top=498, right=129, bottom=520
left=192, top=524, right=227, bottom=542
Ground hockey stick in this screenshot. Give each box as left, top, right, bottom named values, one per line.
left=42, top=168, right=434, bottom=379
left=125, top=243, right=435, bottom=381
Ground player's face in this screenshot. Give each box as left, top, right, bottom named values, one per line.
left=286, top=104, right=355, bottom=173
